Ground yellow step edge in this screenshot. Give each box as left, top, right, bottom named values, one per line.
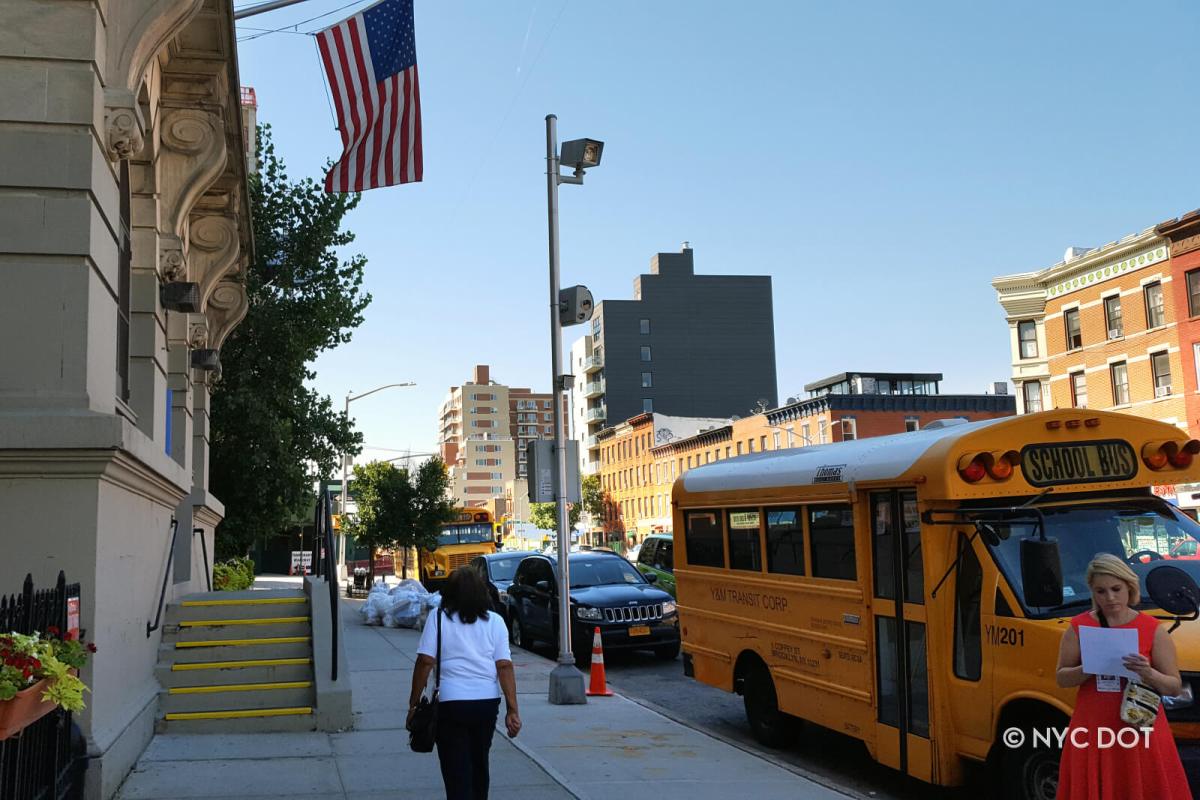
left=178, top=616, right=310, bottom=627
left=169, top=680, right=313, bottom=695
left=165, top=707, right=313, bottom=721
left=172, top=657, right=312, bottom=671
left=181, top=598, right=306, bottom=607
left=176, top=636, right=311, bottom=649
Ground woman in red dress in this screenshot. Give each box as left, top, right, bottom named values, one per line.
left=1055, top=553, right=1189, bottom=799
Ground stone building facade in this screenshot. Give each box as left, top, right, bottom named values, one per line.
left=0, top=1, right=253, bottom=796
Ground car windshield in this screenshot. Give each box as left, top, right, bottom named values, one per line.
left=436, top=523, right=493, bottom=548
left=985, top=497, right=1200, bottom=615
left=486, top=556, right=526, bottom=582
left=568, top=558, right=645, bottom=588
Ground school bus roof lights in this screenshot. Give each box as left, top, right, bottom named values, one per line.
left=1142, top=440, right=1200, bottom=471
left=956, top=450, right=1019, bottom=483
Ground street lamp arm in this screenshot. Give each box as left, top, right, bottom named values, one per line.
left=347, top=382, right=417, bottom=404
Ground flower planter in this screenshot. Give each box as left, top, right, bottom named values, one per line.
left=0, top=679, right=56, bottom=740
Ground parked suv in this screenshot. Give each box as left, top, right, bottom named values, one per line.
left=506, top=551, right=680, bottom=662
left=634, top=534, right=675, bottom=597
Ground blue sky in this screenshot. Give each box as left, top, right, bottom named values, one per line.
left=234, top=0, right=1200, bottom=463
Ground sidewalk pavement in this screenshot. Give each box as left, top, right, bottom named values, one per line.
left=116, top=587, right=850, bottom=800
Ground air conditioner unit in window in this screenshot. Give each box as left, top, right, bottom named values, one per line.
left=1155, top=385, right=1172, bottom=398
left=1108, top=329, right=1121, bottom=339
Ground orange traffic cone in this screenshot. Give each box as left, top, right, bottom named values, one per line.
left=585, top=626, right=613, bottom=696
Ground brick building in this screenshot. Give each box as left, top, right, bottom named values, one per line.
left=993, top=220, right=1200, bottom=432
left=595, top=372, right=1014, bottom=546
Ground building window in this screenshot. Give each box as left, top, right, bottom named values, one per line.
left=802, top=423, right=811, bottom=444
left=1189, top=271, right=1200, bottom=318
left=1152, top=351, right=1172, bottom=397
left=1145, top=282, right=1165, bottom=329
left=1063, top=308, right=1082, bottom=351
left=818, top=419, right=828, bottom=444
left=773, top=431, right=781, bottom=449
left=736, top=442, right=743, bottom=455
left=905, top=418, right=919, bottom=432
left=1017, top=320, right=1037, bottom=359
left=641, top=372, right=653, bottom=388
left=642, top=398, right=653, bottom=413
left=1023, top=381, right=1042, bottom=413
left=640, top=345, right=652, bottom=362
left=639, top=318, right=650, bottom=335
left=1194, top=343, right=1200, bottom=391
left=842, top=419, right=857, bottom=441
left=1070, top=372, right=1087, bottom=408
left=116, top=161, right=132, bottom=402
left=748, top=440, right=755, bottom=453
left=1104, top=295, right=1123, bottom=339
left=1111, top=361, right=1130, bottom=405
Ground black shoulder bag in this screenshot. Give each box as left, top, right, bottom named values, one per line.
left=407, top=610, right=441, bottom=752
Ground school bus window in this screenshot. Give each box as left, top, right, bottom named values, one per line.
left=808, top=505, right=856, bottom=580
left=901, top=494, right=924, bottom=605
left=906, top=621, right=930, bottom=737
left=685, top=510, right=725, bottom=568
left=871, top=493, right=896, bottom=599
left=727, top=509, right=762, bottom=571
left=876, top=618, right=900, bottom=727
left=953, top=533, right=983, bottom=681
left=765, top=508, right=805, bottom=576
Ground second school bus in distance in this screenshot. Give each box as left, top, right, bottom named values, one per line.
left=419, top=508, right=497, bottom=590
left=673, top=409, right=1200, bottom=800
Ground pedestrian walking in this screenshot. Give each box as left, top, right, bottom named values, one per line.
left=1054, top=553, right=1189, bottom=799
left=408, top=566, right=522, bottom=799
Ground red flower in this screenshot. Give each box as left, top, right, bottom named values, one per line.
left=86, top=643, right=97, bottom=653
left=45, top=626, right=60, bottom=636
left=64, top=630, right=76, bottom=642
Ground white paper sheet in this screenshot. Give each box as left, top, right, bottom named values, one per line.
left=1079, top=626, right=1139, bottom=680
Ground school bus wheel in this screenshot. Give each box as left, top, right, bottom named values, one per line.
left=736, top=654, right=794, bottom=748
left=991, top=704, right=1067, bottom=800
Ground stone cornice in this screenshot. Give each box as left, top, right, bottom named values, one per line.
left=1157, top=210, right=1200, bottom=257
left=0, top=449, right=187, bottom=509
left=992, top=228, right=1166, bottom=303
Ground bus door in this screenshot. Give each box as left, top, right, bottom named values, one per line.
left=869, top=490, right=932, bottom=782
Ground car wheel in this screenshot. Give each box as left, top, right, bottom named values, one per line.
left=510, top=615, right=527, bottom=649
left=653, top=642, right=680, bottom=661
left=742, top=661, right=793, bottom=748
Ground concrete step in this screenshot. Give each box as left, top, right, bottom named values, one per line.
left=161, top=707, right=316, bottom=734
left=178, top=589, right=306, bottom=603
left=166, top=638, right=312, bottom=663
left=156, top=658, right=313, bottom=688
left=166, top=618, right=312, bottom=644
left=161, top=682, right=315, bottom=714
left=167, top=596, right=309, bottom=624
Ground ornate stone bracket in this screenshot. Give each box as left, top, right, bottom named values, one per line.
left=159, top=108, right=227, bottom=244
left=190, top=213, right=240, bottom=304
left=206, top=279, right=248, bottom=353
left=159, top=235, right=186, bottom=282
left=102, top=0, right=205, bottom=162
left=188, top=321, right=208, bottom=349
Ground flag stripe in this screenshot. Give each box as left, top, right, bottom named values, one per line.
left=410, top=65, right=422, bottom=182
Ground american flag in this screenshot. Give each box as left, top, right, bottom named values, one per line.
left=316, top=0, right=422, bottom=192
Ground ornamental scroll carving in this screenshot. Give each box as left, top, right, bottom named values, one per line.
left=158, top=109, right=226, bottom=246
left=206, top=279, right=248, bottom=352
left=101, top=0, right=204, bottom=162
left=190, top=214, right=240, bottom=305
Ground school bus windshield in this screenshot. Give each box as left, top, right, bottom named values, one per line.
left=983, top=497, right=1200, bottom=614
left=435, top=523, right=494, bottom=548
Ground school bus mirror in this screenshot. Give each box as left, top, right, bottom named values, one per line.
left=1146, top=565, right=1200, bottom=617
left=535, top=579, right=553, bottom=594
left=1020, top=536, right=1064, bottom=608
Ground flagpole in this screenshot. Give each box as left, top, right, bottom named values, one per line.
left=234, top=0, right=315, bottom=20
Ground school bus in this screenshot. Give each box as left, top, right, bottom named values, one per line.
left=674, top=409, right=1200, bottom=800
left=420, top=508, right=497, bottom=589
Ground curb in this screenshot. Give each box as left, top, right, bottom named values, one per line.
left=496, top=719, right=586, bottom=800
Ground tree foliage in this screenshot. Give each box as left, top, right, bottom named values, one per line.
left=211, top=126, right=371, bottom=559
left=581, top=474, right=604, bottom=522
left=530, top=501, right=580, bottom=531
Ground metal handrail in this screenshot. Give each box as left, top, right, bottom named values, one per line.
left=147, top=517, right=179, bottom=637
left=195, top=527, right=213, bottom=592
left=314, top=486, right=339, bottom=682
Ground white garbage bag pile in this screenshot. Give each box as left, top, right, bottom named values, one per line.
left=360, top=582, right=391, bottom=626
left=359, top=579, right=442, bottom=629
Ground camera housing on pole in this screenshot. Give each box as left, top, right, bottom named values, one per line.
left=559, top=285, right=594, bottom=326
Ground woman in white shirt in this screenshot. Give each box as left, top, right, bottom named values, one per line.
left=408, top=567, right=521, bottom=799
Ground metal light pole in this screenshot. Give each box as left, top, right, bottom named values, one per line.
left=339, top=382, right=417, bottom=579
left=543, top=114, right=603, bottom=705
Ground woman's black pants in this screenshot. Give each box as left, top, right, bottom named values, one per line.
left=435, top=698, right=501, bottom=799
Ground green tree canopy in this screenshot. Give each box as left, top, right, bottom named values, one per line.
left=530, top=501, right=580, bottom=531
left=581, top=474, right=604, bottom=522
left=342, top=461, right=411, bottom=576
left=211, top=126, right=370, bottom=559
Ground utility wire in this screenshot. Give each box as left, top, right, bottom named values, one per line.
left=234, top=0, right=371, bottom=41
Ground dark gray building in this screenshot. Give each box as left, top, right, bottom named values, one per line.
left=570, top=244, right=777, bottom=474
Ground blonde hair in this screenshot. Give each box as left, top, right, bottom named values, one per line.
left=1085, top=553, right=1140, bottom=610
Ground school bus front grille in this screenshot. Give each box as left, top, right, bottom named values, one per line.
left=446, top=553, right=473, bottom=571
left=604, top=604, right=663, bottom=623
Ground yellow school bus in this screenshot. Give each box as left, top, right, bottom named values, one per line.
left=674, top=410, right=1200, bottom=800
left=420, top=508, right=497, bottom=589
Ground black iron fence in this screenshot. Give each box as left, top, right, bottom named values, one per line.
left=0, top=572, right=88, bottom=800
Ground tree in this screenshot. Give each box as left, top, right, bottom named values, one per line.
left=342, top=462, right=409, bottom=582
left=211, top=126, right=371, bottom=559
left=530, top=501, right=580, bottom=531
left=393, top=458, right=456, bottom=579
left=581, top=474, right=604, bottom=522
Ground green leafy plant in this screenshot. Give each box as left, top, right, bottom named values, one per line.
left=0, top=628, right=95, bottom=713
left=213, top=557, right=255, bottom=591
